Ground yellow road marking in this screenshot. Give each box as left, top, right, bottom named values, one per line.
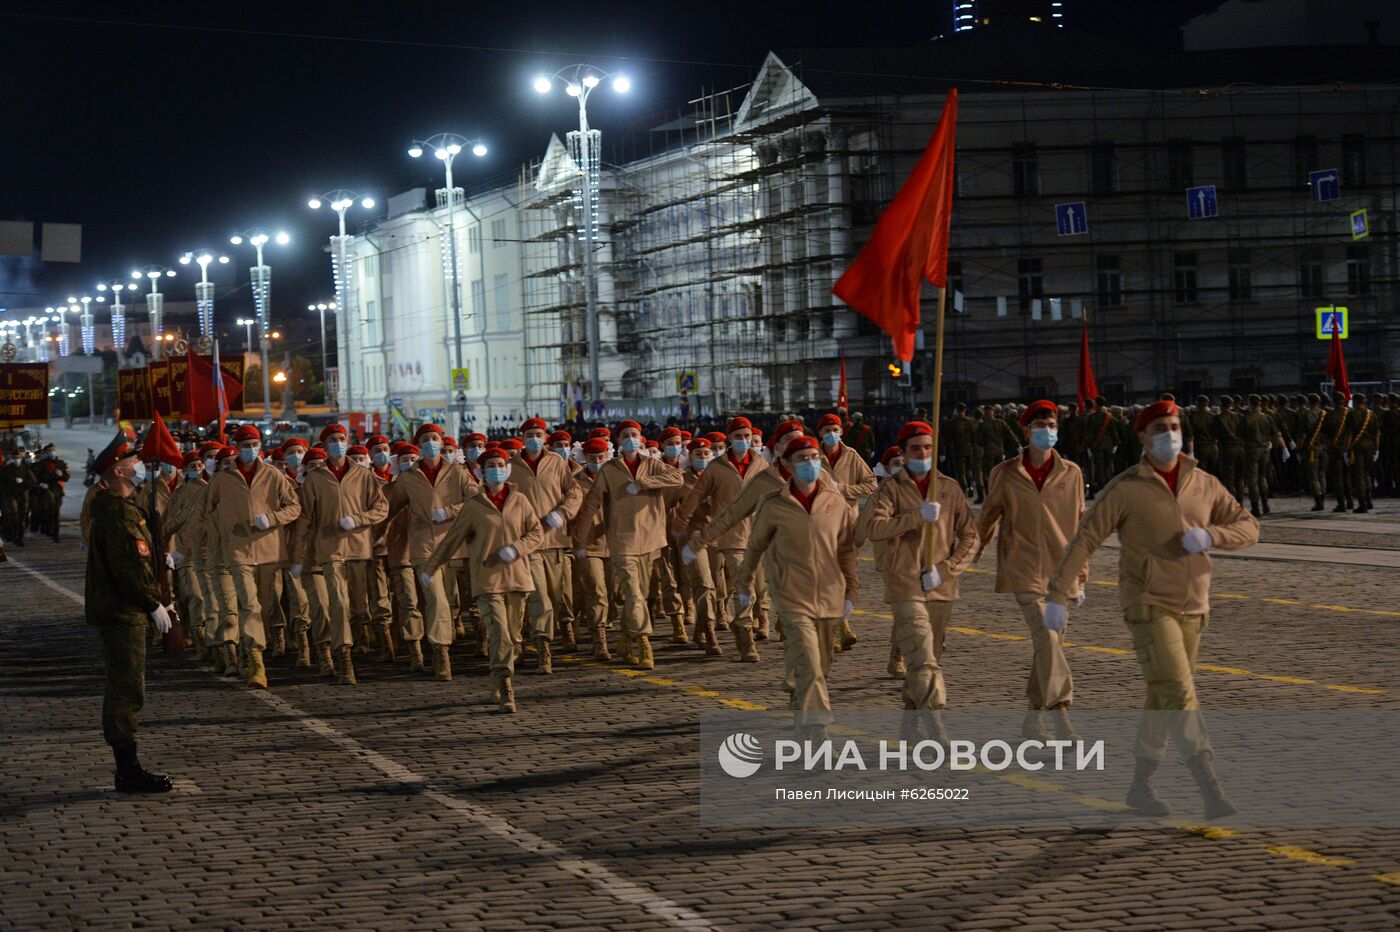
left=1376, top=872, right=1400, bottom=886
left=1266, top=846, right=1357, bottom=868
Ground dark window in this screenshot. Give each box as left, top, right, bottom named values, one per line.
left=1017, top=258, right=1043, bottom=314
left=1228, top=249, right=1253, bottom=302
left=948, top=260, right=964, bottom=297
left=1180, top=378, right=1204, bottom=398
left=1012, top=143, right=1039, bottom=196
left=1222, top=137, right=1248, bottom=191
left=1090, top=141, right=1119, bottom=195
left=1022, top=380, right=1054, bottom=400
left=1096, top=255, right=1123, bottom=309
left=1347, top=245, right=1371, bottom=296
left=1299, top=248, right=1325, bottom=298
left=1100, top=380, right=1128, bottom=407
left=1167, top=139, right=1194, bottom=189
left=1293, top=134, right=1319, bottom=185
left=1173, top=251, right=1198, bottom=305
left=1342, top=135, right=1368, bottom=187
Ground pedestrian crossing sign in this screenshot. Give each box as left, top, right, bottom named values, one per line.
left=451, top=367, right=470, bottom=391
left=676, top=370, right=697, bottom=394
left=1315, top=306, right=1348, bottom=340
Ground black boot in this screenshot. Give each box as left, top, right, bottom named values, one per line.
left=1186, top=751, right=1237, bottom=819
left=1333, top=500, right=1349, bottom=513
left=113, top=743, right=173, bottom=794
left=1249, top=502, right=1261, bottom=518
left=1261, top=498, right=1270, bottom=515
left=1312, top=495, right=1325, bottom=512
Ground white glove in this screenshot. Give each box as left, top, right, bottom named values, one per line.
left=1288, top=440, right=1297, bottom=451
left=253, top=513, right=271, bottom=531
left=1281, top=447, right=1291, bottom=462
left=626, top=482, right=639, bottom=495
left=419, top=571, right=434, bottom=590
left=13, top=477, right=21, bottom=484
left=1343, top=453, right=1352, bottom=466
left=1181, top=527, right=1213, bottom=554
left=544, top=510, right=564, bottom=529
left=1376, top=450, right=1382, bottom=462
left=164, top=552, right=176, bottom=570
left=681, top=544, right=698, bottom=566
left=736, top=591, right=754, bottom=610
left=1043, top=602, right=1068, bottom=633
left=573, top=548, right=587, bottom=561
left=920, top=567, right=942, bottom=592
left=289, top=563, right=302, bottom=579
left=338, top=515, right=356, bottom=530
left=170, top=549, right=184, bottom=568
left=920, top=501, right=941, bottom=523
left=1074, top=591, right=1086, bottom=607
left=498, top=545, right=519, bottom=564
left=430, top=507, right=449, bottom=523
left=149, top=604, right=173, bottom=634
left=843, top=599, right=854, bottom=620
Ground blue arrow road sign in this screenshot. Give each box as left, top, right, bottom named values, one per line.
left=1309, top=168, right=1340, bottom=202
left=1186, top=185, right=1218, bottom=220
left=1055, top=201, right=1088, bottom=236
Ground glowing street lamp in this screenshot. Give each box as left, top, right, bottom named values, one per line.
left=235, top=317, right=256, bottom=354
left=307, top=191, right=375, bottom=417
left=307, top=300, right=337, bottom=395
left=96, top=278, right=140, bottom=354
left=178, top=248, right=231, bottom=342
left=129, top=266, right=178, bottom=359
left=229, top=228, right=290, bottom=424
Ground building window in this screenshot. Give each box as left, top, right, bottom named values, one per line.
left=1095, top=255, right=1122, bottom=309
left=470, top=278, right=486, bottom=334
left=1299, top=248, right=1325, bottom=299
left=468, top=226, right=481, bottom=255
left=1347, top=245, right=1371, bottom=296
left=1222, top=137, right=1248, bottom=191
left=1012, top=143, right=1039, bottom=197
left=1167, top=139, right=1194, bottom=189
left=1090, top=141, right=1119, bottom=195
left=490, top=218, right=507, bottom=248
left=1342, top=135, right=1369, bottom=187
left=948, top=260, right=964, bottom=301
left=1173, top=252, right=1198, bottom=305
left=363, top=253, right=378, bottom=277
left=1228, top=249, right=1253, bottom=302
left=1017, top=258, right=1043, bottom=313
left=1293, top=134, right=1319, bottom=185
left=493, top=273, right=510, bottom=330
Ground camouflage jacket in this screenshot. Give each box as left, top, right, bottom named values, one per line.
left=85, top=489, right=162, bottom=627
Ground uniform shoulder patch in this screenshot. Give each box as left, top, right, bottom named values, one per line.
left=136, top=539, right=151, bottom=557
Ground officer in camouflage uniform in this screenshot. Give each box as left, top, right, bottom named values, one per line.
left=974, top=405, right=1018, bottom=503
left=1241, top=394, right=1282, bottom=517
left=1210, top=396, right=1246, bottom=503
left=1321, top=393, right=1353, bottom=513
left=30, top=443, right=70, bottom=542
left=86, top=428, right=175, bottom=794
left=1186, top=395, right=1218, bottom=478
left=1347, top=393, right=1380, bottom=513
left=946, top=402, right=975, bottom=496
left=1085, top=398, right=1117, bottom=497
left=1297, top=394, right=1327, bottom=511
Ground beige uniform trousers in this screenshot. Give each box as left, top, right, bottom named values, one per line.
left=228, top=563, right=284, bottom=651
left=892, top=600, right=953, bottom=711
left=682, top=547, right=719, bottom=639
left=367, top=556, right=393, bottom=628
left=175, top=563, right=206, bottom=641
left=1125, top=604, right=1213, bottom=762
left=716, top=549, right=755, bottom=631
left=575, top=555, right=611, bottom=632
left=612, top=550, right=660, bottom=639
left=1015, top=592, right=1073, bottom=710
left=779, top=613, right=841, bottom=725
left=324, top=559, right=371, bottom=649
left=283, top=568, right=310, bottom=636
left=304, top=571, right=331, bottom=646
left=527, top=548, right=571, bottom=640
left=477, top=591, right=527, bottom=680
left=653, top=545, right=686, bottom=619
left=395, top=566, right=424, bottom=641
left=202, top=565, right=238, bottom=645
left=412, top=563, right=456, bottom=646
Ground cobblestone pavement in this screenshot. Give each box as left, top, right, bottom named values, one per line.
left=3, top=494, right=1400, bottom=930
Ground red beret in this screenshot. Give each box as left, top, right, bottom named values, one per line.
left=1019, top=400, right=1058, bottom=427
left=645, top=439, right=659, bottom=448
left=773, top=419, right=805, bottom=441
left=443, top=435, right=459, bottom=449
left=679, top=430, right=693, bottom=441
left=784, top=436, right=820, bottom=457
left=479, top=446, right=510, bottom=465
left=198, top=441, right=223, bottom=456
left=182, top=450, right=204, bottom=467
left=1134, top=400, right=1179, bottom=432
left=303, top=447, right=327, bottom=462
left=367, top=434, right=390, bottom=447
left=582, top=438, right=609, bottom=455
left=216, top=445, right=239, bottom=461
left=521, top=417, right=548, bottom=433
left=465, top=432, right=487, bottom=444
left=589, top=427, right=612, bottom=440
left=270, top=448, right=286, bottom=461
left=348, top=445, right=368, bottom=456
left=726, top=416, right=753, bottom=434
left=414, top=423, right=443, bottom=441
left=880, top=445, right=904, bottom=466
left=818, top=413, right=843, bottom=429
left=500, top=437, right=523, bottom=451
left=752, top=427, right=763, bottom=438
left=392, top=442, right=419, bottom=456
left=658, top=426, right=682, bottom=442
left=549, top=430, right=572, bottom=444
left=687, top=438, right=712, bottom=452
left=898, top=421, right=934, bottom=444
left=616, top=419, right=642, bottom=434
left=320, top=423, right=347, bottom=442
left=281, top=437, right=310, bottom=451
left=232, top=424, right=261, bottom=443
left=705, top=431, right=727, bottom=445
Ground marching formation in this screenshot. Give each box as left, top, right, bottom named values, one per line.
left=0, top=442, right=70, bottom=546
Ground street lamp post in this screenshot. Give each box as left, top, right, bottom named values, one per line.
left=534, top=65, right=631, bottom=405
left=46, top=305, right=72, bottom=357
left=178, top=249, right=231, bottom=346
left=236, top=317, right=256, bottom=354
left=130, top=266, right=178, bottom=360
left=229, top=229, right=290, bottom=426
left=96, top=279, right=139, bottom=357
left=407, top=135, right=487, bottom=434
left=307, top=192, right=374, bottom=420
left=306, top=301, right=337, bottom=406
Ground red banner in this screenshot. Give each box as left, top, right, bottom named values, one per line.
left=130, top=367, right=153, bottom=421
left=0, top=362, right=50, bottom=426
left=118, top=368, right=140, bottom=419
left=149, top=360, right=173, bottom=418
left=217, top=356, right=245, bottom=412
left=168, top=356, right=189, bottom=419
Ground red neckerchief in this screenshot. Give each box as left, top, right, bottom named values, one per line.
left=1155, top=462, right=1181, bottom=496
left=729, top=450, right=751, bottom=477
left=777, top=460, right=791, bottom=480
left=1023, top=452, right=1054, bottom=491
left=522, top=452, right=543, bottom=474
left=486, top=484, right=510, bottom=511
left=914, top=474, right=932, bottom=499
left=825, top=445, right=843, bottom=468
left=237, top=461, right=257, bottom=486
left=328, top=460, right=349, bottom=481
left=623, top=456, right=642, bottom=477
left=373, top=466, right=392, bottom=481
left=419, top=459, right=443, bottom=486
left=790, top=480, right=821, bottom=513
left=166, top=476, right=179, bottom=492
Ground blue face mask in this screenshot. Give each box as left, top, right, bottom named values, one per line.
left=793, top=459, right=822, bottom=484
left=729, top=438, right=750, bottom=456
left=904, top=456, right=932, bottom=476
left=619, top=436, right=641, bottom=454
left=524, top=436, right=545, bottom=455
left=691, top=456, right=710, bottom=471
left=484, top=465, right=510, bottom=486
left=327, top=441, right=348, bottom=459
left=1030, top=428, right=1058, bottom=452
left=285, top=452, right=303, bottom=468
left=129, top=461, right=147, bottom=483
left=552, top=446, right=569, bottom=457
left=466, top=446, right=482, bottom=462
left=420, top=440, right=441, bottom=459
left=820, top=431, right=841, bottom=448
left=372, top=450, right=390, bottom=466
left=586, top=461, right=603, bottom=474
left=238, top=445, right=259, bottom=465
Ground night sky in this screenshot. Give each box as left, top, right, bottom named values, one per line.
left=0, top=0, right=1221, bottom=353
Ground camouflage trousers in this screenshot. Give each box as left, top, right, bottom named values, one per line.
left=97, top=624, right=147, bottom=749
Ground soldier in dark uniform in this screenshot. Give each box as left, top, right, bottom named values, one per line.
left=86, top=428, right=174, bottom=794
left=1347, top=393, right=1380, bottom=513
left=1321, top=393, right=1353, bottom=513
left=946, top=402, right=975, bottom=496
left=845, top=412, right=875, bottom=464
left=1211, top=396, right=1246, bottom=503
left=974, top=405, right=1017, bottom=503
left=31, top=442, right=71, bottom=542
left=1186, top=395, right=1218, bottom=478
left=1241, top=394, right=1282, bottom=517
left=0, top=447, right=35, bottom=546
left=1085, top=398, right=1117, bottom=497
left=1297, top=394, right=1326, bottom=510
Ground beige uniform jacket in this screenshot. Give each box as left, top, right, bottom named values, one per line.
left=423, top=486, right=544, bottom=593
left=575, top=455, right=684, bottom=557
left=206, top=460, right=301, bottom=566
left=864, top=471, right=979, bottom=604
left=977, top=450, right=1086, bottom=597
left=294, top=461, right=389, bottom=564
left=824, top=443, right=877, bottom=506
left=570, top=469, right=609, bottom=558
left=675, top=452, right=769, bottom=550
left=163, top=476, right=208, bottom=562
left=386, top=460, right=479, bottom=566
left=371, top=467, right=394, bottom=557
left=509, top=451, right=584, bottom=550
left=736, top=480, right=858, bottom=618
left=1048, top=456, right=1259, bottom=615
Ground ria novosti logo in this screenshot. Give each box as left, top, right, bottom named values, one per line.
left=717, top=732, right=764, bottom=778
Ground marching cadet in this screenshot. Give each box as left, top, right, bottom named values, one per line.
left=1297, top=393, right=1327, bottom=511
left=1046, top=399, right=1259, bottom=819
left=290, top=447, right=340, bottom=677
left=385, top=442, right=424, bottom=670
left=1242, top=394, right=1284, bottom=517
left=422, top=446, right=544, bottom=713
left=275, top=439, right=314, bottom=666
left=30, top=443, right=70, bottom=541
left=1085, top=398, right=1118, bottom=497
left=975, top=401, right=1085, bottom=741
left=864, top=421, right=978, bottom=742
left=677, top=437, right=724, bottom=655
left=945, top=402, right=975, bottom=496
left=1347, top=393, right=1380, bottom=513
left=1321, top=392, right=1353, bottom=513
left=85, top=427, right=174, bottom=793
left=163, top=451, right=210, bottom=658
left=205, top=426, right=301, bottom=690
left=733, top=435, right=859, bottom=742
left=201, top=446, right=241, bottom=675
left=511, top=418, right=584, bottom=669
left=386, top=424, right=478, bottom=678
left=575, top=419, right=685, bottom=670
left=570, top=437, right=614, bottom=659
left=1186, top=395, right=1218, bottom=477
left=653, top=427, right=692, bottom=644
left=366, top=434, right=397, bottom=661
left=1211, top=396, right=1246, bottom=503
left=296, top=423, right=389, bottom=685
left=818, top=412, right=876, bottom=652
left=0, top=447, right=35, bottom=546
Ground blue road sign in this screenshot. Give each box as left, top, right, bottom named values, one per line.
left=1350, top=209, right=1369, bottom=241
left=1055, top=201, right=1088, bottom=236
left=1186, top=185, right=1218, bottom=220
left=1309, top=168, right=1340, bottom=202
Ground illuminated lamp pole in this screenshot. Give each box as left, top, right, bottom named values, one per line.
left=96, top=278, right=139, bottom=357
left=130, top=265, right=178, bottom=360
left=229, top=229, right=290, bottom=425
left=307, top=192, right=375, bottom=418
left=178, top=248, right=231, bottom=346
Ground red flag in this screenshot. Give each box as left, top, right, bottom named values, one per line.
left=1077, top=322, right=1099, bottom=412
left=832, top=89, right=958, bottom=363
left=139, top=411, right=185, bottom=469
left=1328, top=317, right=1350, bottom=399
left=186, top=346, right=243, bottom=437
left=837, top=353, right=849, bottom=411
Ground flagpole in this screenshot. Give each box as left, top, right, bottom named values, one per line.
left=922, top=283, right=948, bottom=570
